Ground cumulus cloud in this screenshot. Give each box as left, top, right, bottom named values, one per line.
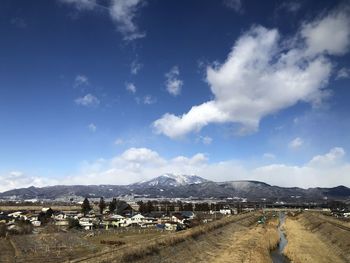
left=153, top=8, right=350, bottom=139
left=75, top=93, right=100, bottom=107
left=63, top=148, right=209, bottom=185
left=1, top=147, right=349, bottom=191
left=301, top=8, right=350, bottom=56
left=0, top=171, right=56, bottom=193
left=126, top=82, right=136, bottom=93
left=165, top=66, right=183, bottom=96
left=288, top=137, right=303, bottom=149
left=44, top=147, right=350, bottom=187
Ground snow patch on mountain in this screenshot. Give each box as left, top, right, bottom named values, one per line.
left=138, top=174, right=208, bottom=187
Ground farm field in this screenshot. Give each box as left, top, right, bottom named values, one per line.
left=0, top=205, right=81, bottom=212
left=1, top=211, right=349, bottom=263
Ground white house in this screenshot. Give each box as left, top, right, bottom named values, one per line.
left=31, top=220, right=41, bottom=227
left=103, top=214, right=125, bottom=228
left=219, top=209, right=231, bottom=215
left=8, top=211, right=23, bottom=219
left=129, top=214, right=146, bottom=224
left=171, top=214, right=185, bottom=224
left=79, top=217, right=96, bottom=230
left=343, top=212, right=350, bottom=218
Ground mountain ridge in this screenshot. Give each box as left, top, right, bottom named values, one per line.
left=1, top=174, right=349, bottom=202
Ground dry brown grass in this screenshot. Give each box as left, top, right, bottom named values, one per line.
left=283, top=214, right=347, bottom=263
left=212, top=219, right=279, bottom=263
left=114, top=213, right=281, bottom=263
left=119, top=213, right=257, bottom=262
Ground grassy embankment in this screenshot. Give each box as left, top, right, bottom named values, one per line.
left=93, top=212, right=279, bottom=263
left=283, top=212, right=350, bottom=263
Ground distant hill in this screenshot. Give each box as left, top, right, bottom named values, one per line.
left=0, top=174, right=349, bottom=202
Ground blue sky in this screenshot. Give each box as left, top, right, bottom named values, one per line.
left=1, top=0, right=350, bottom=191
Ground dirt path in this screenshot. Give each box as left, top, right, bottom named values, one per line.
left=283, top=214, right=348, bottom=263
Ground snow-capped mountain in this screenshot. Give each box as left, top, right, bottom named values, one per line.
left=136, top=174, right=208, bottom=187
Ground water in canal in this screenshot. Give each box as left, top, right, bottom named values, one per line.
left=270, top=212, right=291, bottom=263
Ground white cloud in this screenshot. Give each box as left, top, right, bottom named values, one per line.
left=336, top=67, right=350, bottom=79
left=143, top=95, right=156, bottom=105
left=75, top=93, right=100, bottom=107
left=308, top=147, right=345, bottom=167
left=154, top=8, right=350, bottom=139
left=196, top=135, right=213, bottom=145
left=58, top=0, right=97, bottom=10
left=57, top=146, right=350, bottom=187
left=223, top=0, right=242, bottom=12
left=114, top=138, right=124, bottom=145
left=74, top=74, right=89, bottom=88
left=301, top=8, right=350, bottom=56
left=0, top=171, right=56, bottom=193
left=88, top=123, right=97, bottom=132
left=119, top=147, right=163, bottom=164
left=1, top=147, right=349, bottom=191
left=165, top=66, right=183, bottom=96
left=289, top=137, right=303, bottom=149
left=59, top=0, right=145, bottom=41
left=109, top=0, right=145, bottom=41
left=277, top=1, right=302, bottom=13
left=263, top=153, right=276, bottom=159
left=131, top=60, right=142, bottom=75
left=126, top=82, right=136, bottom=93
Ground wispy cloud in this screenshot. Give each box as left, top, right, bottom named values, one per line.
left=131, top=59, right=142, bottom=75
left=223, top=0, right=242, bottom=13
left=58, top=0, right=146, bottom=41
left=74, top=74, right=89, bottom=88
left=114, top=138, right=124, bottom=145
left=75, top=93, right=100, bottom=107
left=109, top=0, right=146, bottom=40
left=126, top=82, right=137, bottom=94
left=88, top=123, right=97, bottom=132
left=336, top=67, right=350, bottom=79
left=276, top=1, right=302, bottom=14
left=143, top=95, right=156, bottom=105
left=165, top=66, right=183, bottom=96
left=58, top=0, right=98, bottom=10
left=10, top=17, right=27, bottom=28
left=135, top=95, right=156, bottom=105
left=288, top=137, right=303, bottom=149
left=196, top=135, right=213, bottom=145
left=263, top=153, right=276, bottom=159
